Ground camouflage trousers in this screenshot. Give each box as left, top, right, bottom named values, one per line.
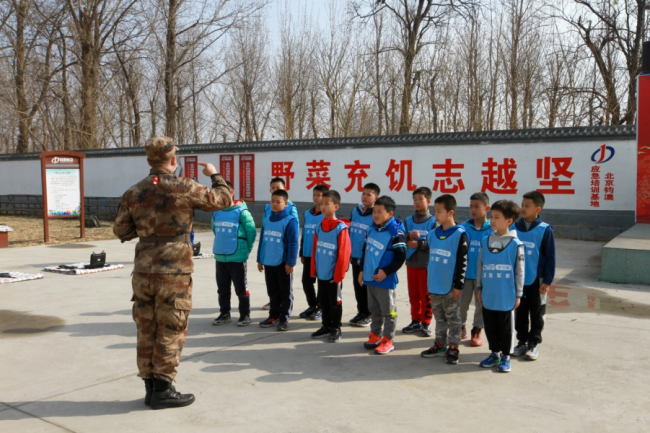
left=131, top=272, right=193, bottom=382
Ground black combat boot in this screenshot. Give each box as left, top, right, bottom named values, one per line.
left=150, top=378, right=195, bottom=410
left=144, top=378, right=154, bottom=406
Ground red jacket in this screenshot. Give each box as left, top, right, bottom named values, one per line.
left=311, top=217, right=351, bottom=284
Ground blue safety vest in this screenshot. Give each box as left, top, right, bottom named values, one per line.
left=259, top=215, right=293, bottom=266
left=212, top=207, right=244, bottom=255
left=427, top=227, right=466, bottom=295
left=404, top=215, right=436, bottom=259
left=350, top=207, right=374, bottom=259
left=462, top=221, right=493, bottom=280
left=362, top=227, right=397, bottom=289
left=513, top=222, right=548, bottom=285
left=302, top=210, right=325, bottom=257
left=480, top=236, right=522, bottom=311
left=314, top=222, right=347, bottom=280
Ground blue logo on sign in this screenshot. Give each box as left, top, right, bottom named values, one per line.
left=591, top=144, right=615, bottom=164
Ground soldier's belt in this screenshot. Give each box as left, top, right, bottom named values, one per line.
left=139, top=234, right=191, bottom=243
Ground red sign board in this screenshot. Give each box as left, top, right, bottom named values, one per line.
left=638, top=75, right=650, bottom=223
left=184, top=156, right=198, bottom=181
left=239, top=154, right=255, bottom=202
left=220, top=154, right=235, bottom=184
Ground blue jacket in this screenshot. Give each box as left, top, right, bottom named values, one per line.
left=514, top=216, right=556, bottom=285
left=360, top=216, right=407, bottom=289
left=257, top=205, right=299, bottom=267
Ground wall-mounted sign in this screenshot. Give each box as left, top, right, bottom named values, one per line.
left=239, top=154, right=255, bottom=202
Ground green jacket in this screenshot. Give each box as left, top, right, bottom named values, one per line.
left=211, top=201, right=257, bottom=263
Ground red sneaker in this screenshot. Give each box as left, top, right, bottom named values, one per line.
left=364, top=332, right=382, bottom=349
left=461, top=325, right=468, bottom=340
left=374, top=337, right=395, bottom=355
left=470, top=327, right=483, bottom=347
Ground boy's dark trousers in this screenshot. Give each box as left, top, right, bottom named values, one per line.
left=216, top=261, right=250, bottom=317
left=317, top=279, right=342, bottom=329
left=483, top=307, right=514, bottom=356
left=301, top=258, right=318, bottom=308
left=264, top=264, right=294, bottom=323
left=351, top=260, right=370, bottom=316
left=515, top=279, right=546, bottom=345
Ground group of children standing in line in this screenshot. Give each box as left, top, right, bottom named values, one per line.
left=210, top=176, right=555, bottom=372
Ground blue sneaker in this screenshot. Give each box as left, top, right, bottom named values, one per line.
left=480, top=352, right=501, bottom=368
left=498, top=355, right=511, bottom=372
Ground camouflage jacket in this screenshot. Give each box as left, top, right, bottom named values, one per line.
left=113, top=168, right=232, bottom=274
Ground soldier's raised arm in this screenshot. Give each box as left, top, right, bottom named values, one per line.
left=189, top=162, right=233, bottom=212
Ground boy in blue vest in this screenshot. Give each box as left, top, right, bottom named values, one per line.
left=421, top=194, right=468, bottom=364
left=261, top=177, right=299, bottom=311
left=299, top=184, right=329, bottom=321
left=359, top=196, right=406, bottom=354
left=460, top=192, right=492, bottom=346
left=211, top=181, right=257, bottom=327
left=309, top=190, right=351, bottom=342
left=511, top=191, right=556, bottom=360
left=476, top=200, right=525, bottom=373
left=257, top=189, right=299, bottom=331
left=402, top=187, right=437, bottom=337
left=349, top=183, right=380, bottom=327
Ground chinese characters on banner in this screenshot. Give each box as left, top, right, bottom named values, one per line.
left=271, top=157, right=583, bottom=197
left=220, top=155, right=234, bottom=184
left=239, top=154, right=255, bottom=202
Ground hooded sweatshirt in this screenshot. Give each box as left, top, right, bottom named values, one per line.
left=211, top=200, right=257, bottom=263
left=257, top=205, right=299, bottom=267
left=310, top=217, right=352, bottom=283
left=475, top=229, right=525, bottom=298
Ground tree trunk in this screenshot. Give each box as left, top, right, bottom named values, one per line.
left=165, top=0, right=178, bottom=139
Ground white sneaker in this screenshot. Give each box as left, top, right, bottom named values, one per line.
left=262, top=302, right=271, bottom=310
left=511, top=342, right=528, bottom=357
left=525, top=344, right=539, bottom=360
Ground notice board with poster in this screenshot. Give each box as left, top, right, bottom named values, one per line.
left=39, top=151, right=86, bottom=243
left=239, top=154, right=255, bottom=202
left=220, top=155, right=234, bottom=184
left=184, top=156, right=198, bottom=181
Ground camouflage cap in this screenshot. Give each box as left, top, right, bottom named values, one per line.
left=144, top=136, right=178, bottom=162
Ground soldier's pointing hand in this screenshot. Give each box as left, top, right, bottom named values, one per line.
left=197, top=162, right=217, bottom=177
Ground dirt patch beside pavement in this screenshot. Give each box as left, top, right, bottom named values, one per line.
left=0, top=216, right=213, bottom=248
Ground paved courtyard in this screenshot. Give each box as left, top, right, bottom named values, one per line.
left=1, top=232, right=649, bottom=432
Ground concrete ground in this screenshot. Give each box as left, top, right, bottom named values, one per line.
left=1, top=232, right=649, bottom=433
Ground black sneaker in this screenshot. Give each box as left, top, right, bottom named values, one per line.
left=299, top=307, right=316, bottom=319
left=277, top=321, right=288, bottom=331
left=307, top=308, right=322, bottom=321
left=446, top=344, right=460, bottom=364
left=355, top=315, right=372, bottom=327
left=259, top=317, right=279, bottom=328
left=419, top=323, right=432, bottom=337
left=236, top=315, right=251, bottom=327
left=311, top=326, right=330, bottom=339
left=212, top=312, right=231, bottom=326
left=327, top=328, right=342, bottom=343
left=401, top=320, right=422, bottom=334
left=349, top=313, right=362, bottom=326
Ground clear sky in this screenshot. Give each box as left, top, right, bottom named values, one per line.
left=265, top=0, right=332, bottom=47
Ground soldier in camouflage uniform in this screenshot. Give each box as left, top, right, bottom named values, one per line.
left=113, top=136, right=232, bottom=410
